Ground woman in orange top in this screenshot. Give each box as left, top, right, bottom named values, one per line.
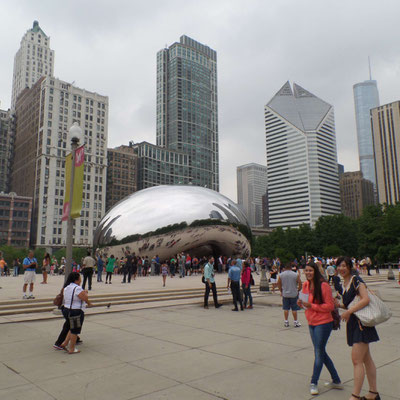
left=298, top=262, right=342, bottom=396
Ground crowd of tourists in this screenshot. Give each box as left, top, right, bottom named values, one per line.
left=0, top=247, right=392, bottom=399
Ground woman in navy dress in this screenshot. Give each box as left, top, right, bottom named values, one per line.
left=336, top=256, right=380, bottom=400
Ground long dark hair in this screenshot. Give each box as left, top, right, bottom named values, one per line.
left=307, top=261, right=324, bottom=304
left=336, top=256, right=353, bottom=273
left=63, top=272, right=80, bottom=288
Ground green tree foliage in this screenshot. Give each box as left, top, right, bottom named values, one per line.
left=252, top=203, right=400, bottom=262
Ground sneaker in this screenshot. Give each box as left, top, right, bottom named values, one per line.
left=294, top=321, right=301, bottom=328
left=324, top=381, right=344, bottom=390
left=284, top=321, right=289, bottom=327
left=23, top=294, right=28, bottom=299
left=310, top=384, right=319, bottom=395
left=28, top=295, right=35, bottom=299
left=53, top=344, right=64, bottom=350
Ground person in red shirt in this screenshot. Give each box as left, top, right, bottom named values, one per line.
left=241, top=261, right=253, bottom=309
left=298, top=262, right=343, bottom=396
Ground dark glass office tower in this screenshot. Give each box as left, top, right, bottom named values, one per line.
left=157, top=35, right=219, bottom=191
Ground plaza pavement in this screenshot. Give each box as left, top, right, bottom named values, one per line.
left=0, top=273, right=399, bottom=399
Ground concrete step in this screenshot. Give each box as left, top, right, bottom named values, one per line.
left=0, top=287, right=231, bottom=316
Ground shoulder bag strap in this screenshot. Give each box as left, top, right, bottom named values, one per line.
left=69, top=286, right=77, bottom=310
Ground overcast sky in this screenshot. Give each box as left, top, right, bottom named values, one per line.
left=1, top=0, right=400, bottom=201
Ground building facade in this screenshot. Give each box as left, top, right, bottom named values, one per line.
left=0, top=108, right=15, bottom=193
left=157, top=35, right=219, bottom=190
left=0, top=192, right=32, bottom=248
left=106, top=144, right=138, bottom=211
left=339, top=171, right=375, bottom=218
left=353, top=80, right=380, bottom=189
left=11, top=21, right=54, bottom=111
left=133, top=141, right=191, bottom=190
left=12, top=77, right=108, bottom=248
left=237, top=163, right=268, bottom=227
left=371, top=101, right=400, bottom=205
left=264, top=81, right=341, bottom=228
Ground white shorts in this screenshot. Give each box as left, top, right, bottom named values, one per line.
left=270, top=278, right=277, bottom=284
left=24, top=270, right=36, bottom=284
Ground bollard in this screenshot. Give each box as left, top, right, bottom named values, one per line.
left=388, top=265, right=395, bottom=280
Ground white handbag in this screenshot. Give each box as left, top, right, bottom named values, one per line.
left=349, top=282, right=392, bottom=327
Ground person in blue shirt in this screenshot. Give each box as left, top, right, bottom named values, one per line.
left=203, top=256, right=222, bottom=309
left=22, top=250, right=38, bottom=299
left=227, top=260, right=243, bottom=311
left=97, top=255, right=104, bottom=282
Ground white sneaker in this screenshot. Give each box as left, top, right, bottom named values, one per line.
left=294, top=321, right=301, bottom=328
left=324, top=381, right=344, bottom=390
left=23, top=294, right=28, bottom=299
left=284, top=321, right=289, bottom=327
left=310, top=384, right=319, bottom=395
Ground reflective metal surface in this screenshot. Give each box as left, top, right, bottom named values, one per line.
left=94, top=185, right=251, bottom=260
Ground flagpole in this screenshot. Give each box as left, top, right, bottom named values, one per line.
left=65, top=123, right=82, bottom=282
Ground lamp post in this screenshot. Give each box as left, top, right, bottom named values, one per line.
left=65, top=123, right=82, bottom=282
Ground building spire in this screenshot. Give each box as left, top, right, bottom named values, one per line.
left=368, top=56, right=372, bottom=80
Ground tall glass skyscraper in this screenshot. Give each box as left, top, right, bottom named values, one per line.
left=353, top=80, right=380, bottom=188
left=156, top=35, right=219, bottom=191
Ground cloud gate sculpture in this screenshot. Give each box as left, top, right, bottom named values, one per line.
left=94, top=185, right=251, bottom=261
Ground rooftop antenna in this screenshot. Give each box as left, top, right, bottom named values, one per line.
left=368, top=56, right=372, bottom=80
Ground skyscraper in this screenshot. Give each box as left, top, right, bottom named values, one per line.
left=264, top=82, right=341, bottom=228
left=339, top=171, right=375, bottom=218
left=237, top=163, right=268, bottom=227
left=370, top=101, right=400, bottom=205
left=157, top=35, right=219, bottom=191
left=12, top=77, right=108, bottom=247
left=353, top=80, right=380, bottom=188
left=11, top=21, right=54, bottom=110
left=0, top=108, right=15, bottom=192
left=106, top=144, right=138, bottom=211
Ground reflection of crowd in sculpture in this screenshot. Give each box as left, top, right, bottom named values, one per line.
left=96, top=224, right=251, bottom=262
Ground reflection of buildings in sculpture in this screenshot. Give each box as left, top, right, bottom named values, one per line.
left=94, top=185, right=251, bottom=260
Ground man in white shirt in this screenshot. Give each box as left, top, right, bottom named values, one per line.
left=82, top=251, right=95, bottom=290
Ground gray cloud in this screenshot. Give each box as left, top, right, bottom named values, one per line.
left=1, top=0, right=399, bottom=202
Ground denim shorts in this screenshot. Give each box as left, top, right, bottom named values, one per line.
left=282, top=296, right=300, bottom=311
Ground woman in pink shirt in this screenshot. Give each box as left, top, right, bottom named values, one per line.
left=298, top=262, right=342, bottom=396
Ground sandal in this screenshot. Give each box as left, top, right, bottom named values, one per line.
left=361, top=391, right=380, bottom=400
left=351, top=395, right=361, bottom=399
left=68, top=348, right=80, bottom=354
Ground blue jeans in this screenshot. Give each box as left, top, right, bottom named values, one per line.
left=308, top=322, right=340, bottom=385
left=242, top=284, right=253, bottom=307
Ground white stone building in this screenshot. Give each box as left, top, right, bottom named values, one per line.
left=12, top=77, right=108, bottom=248
left=11, top=21, right=54, bottom=111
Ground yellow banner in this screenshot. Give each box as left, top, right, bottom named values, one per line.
left=62, top=145, right=84, bottom=221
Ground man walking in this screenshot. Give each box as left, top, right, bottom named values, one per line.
left=227, top=260, right=243, bottom=311
left=82, top=251, right=95, bottom=290
left=277, top=263, right=302, bottom=327
left=22, top=250, right=38, bottom=299
left=203, top=256, right=222, bottom=309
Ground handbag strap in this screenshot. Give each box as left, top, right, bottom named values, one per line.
left=69, top=286, right=77, bottom=310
